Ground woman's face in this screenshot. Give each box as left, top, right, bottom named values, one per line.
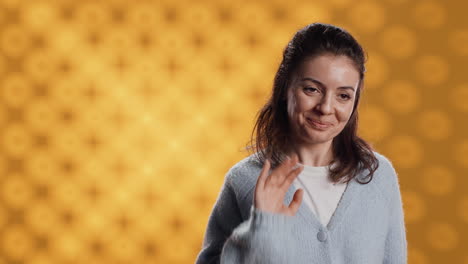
left=287, top=54, right=360, bottom=146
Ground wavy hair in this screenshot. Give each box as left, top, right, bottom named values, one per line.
left=247, top=23, right=379, bottom=184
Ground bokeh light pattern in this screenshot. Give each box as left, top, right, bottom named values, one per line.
left=0, top=0, right=467, bottom=263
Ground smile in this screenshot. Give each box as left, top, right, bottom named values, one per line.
left=307, top=118, right=332, bottom=130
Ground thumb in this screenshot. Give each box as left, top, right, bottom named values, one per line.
left=288, top=189, right=303, bottom=215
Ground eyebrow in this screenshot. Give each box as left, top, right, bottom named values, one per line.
left=300, top=77, right=356, bottom=92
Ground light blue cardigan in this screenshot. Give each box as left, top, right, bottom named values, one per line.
left=196, top=151, right=407, bottom=264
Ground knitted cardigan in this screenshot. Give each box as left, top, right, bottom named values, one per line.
left=196, top=151, right=407, bottom=264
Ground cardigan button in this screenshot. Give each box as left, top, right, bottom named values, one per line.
left=317, top=230, right=328, bottom=242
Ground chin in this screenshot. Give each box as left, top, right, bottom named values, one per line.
left=294, top=125, right=337, bottom=144
left=302, top=133, right=333, bottom=144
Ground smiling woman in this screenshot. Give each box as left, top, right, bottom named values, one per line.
left=196, top=23, right=407, bottom=264
left=286, top=55, right=359, bottom=166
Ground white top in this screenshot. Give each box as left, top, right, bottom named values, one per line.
left=293, top=164, right=348, bottom=227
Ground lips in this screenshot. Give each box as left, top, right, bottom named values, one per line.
left=306, top=118, right=332, bottom=129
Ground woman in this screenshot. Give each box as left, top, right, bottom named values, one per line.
left=196, top=23, right=407, bottom=264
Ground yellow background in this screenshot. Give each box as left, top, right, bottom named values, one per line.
left=0, top=0, right=467, bottom=263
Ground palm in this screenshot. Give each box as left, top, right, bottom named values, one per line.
left=254, top=154, right=304, bottom=216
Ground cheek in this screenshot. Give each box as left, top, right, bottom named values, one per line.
left=337, top=104, right=355, bottom=122
left=288, top=92, right=311, bottom=115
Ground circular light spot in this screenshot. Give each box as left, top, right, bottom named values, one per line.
left=54, top=232, right=83, bottom=260
left=415, top=55, right=449, bottom=86
left=290, top=3, right=330, bottom=26
left=385, top=135, right=423, bottom=168
left=365, top=51, right=389, bottom=89
left=24, top=100, right=58, bottom=133
left=1, top=174, right=33, bottom=209
left=458, top=196, right=468, bottom=223
left=413, top=1, right=446, bottom=29
left=25, top=201, right=60, bottom=236
left=408, top=246, right=428, bottom=264
left=455, top=139, right=468, bottom=168
left=380, top=26, right=417, bottom=59
left=450, top=83, right=468, bottom=112
left=401, top=190, right=426, bottom=223
left=349, top=1, right=386, bottom=33
left=2, top=225, right=34, bottom=261
left=23, top=52, right=57, bottom=82
left=449, top=29, right=468, bottom=56
left=427, top=222, right=458, bottom=251
left=2, top=74, right=33, bottom=107
left=383, top=80, right=420, bottom=113
left=0, top=25, right=30, bottom=57
left=422, top=166, right=454, bottom=196
left=418, top=110, right=452, bottom=140
left=75, top=2, right=111, bottom=27
left=2, top=124, right=33, bottom=157
left=22, top=2, right=57, bottom=31
left=359, top=105, right=391, bottom=142
left=179, top=3, right=216, bottom=28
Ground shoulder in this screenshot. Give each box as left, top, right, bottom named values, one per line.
left=366, top=150, right=401, bottom=201
left=224, top=153, right=264, bottom=195
left=373, top=151, right=397, bottom=174
left=372, top=150, right=398, bottom=180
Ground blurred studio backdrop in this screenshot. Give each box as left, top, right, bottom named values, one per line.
left=0, top=0, right=467, bottom=263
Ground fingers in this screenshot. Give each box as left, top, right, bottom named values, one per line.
left=256, top=159, right=271, bottom=191
left=255, top=154, right=303, bottom=216
left=268, top=154, right=300, bottom=184
left=288, top=153, right=299, bottom=165
left=282, top=164, right=303, bottom=188
left=287, top=189, right=303, bottom=216
left=286, top=154, right=300, bottom=174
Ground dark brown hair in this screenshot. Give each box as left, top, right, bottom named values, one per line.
left=247, top=23, right=379, bottom=184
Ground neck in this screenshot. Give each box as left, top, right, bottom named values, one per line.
left=288, top=140, right=334, bottom=167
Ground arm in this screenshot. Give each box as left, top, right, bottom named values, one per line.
left=220, top=205, right=296, bottom=264
left=383, top=162, right=408, bottom=264
left=195, top=174, right=242, bottom=264
left=195, top=172, right=296, bottom=264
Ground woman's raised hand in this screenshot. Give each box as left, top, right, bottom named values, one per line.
left=254, top=154, right=304, bottom=216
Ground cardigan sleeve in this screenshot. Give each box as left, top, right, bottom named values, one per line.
left=195, top=171, right=296, bottom=264
left=382, top=160, right=408, bottom=264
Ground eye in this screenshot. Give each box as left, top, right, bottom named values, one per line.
left=303, top=87, right=319, bottom=93
left=339, top=94, right=351, bottom=100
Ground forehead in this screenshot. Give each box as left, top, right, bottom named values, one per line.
left=293, top=54, right=360, bottom=85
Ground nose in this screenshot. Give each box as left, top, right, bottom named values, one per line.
left=315, top=94, right=333, bottom=115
